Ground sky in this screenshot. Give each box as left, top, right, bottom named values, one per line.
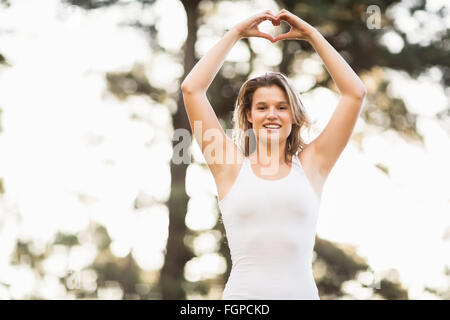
left=0, top=0, right=449, bottom=299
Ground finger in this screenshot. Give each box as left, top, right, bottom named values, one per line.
left=262, top=9, right=276, bottom=18
left=257, top=31, right=275, bottom=42
left=258, top=10, right=277, bottom=22
left=253, top=15, right=271, bottom=26
left=273, top=31, right=292, bottom=42
left=276, top=12, right=294, bottom=23
left=276, top=8, right=297, bottom=21
left=262, top=13, right=277, bottom=24
left=278, top=8, right=291, bottom=16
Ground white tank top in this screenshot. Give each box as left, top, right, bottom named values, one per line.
left=218, top=153, right=321, bottom=300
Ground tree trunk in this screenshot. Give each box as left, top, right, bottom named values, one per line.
left=158, top=0, right=200, bottom=300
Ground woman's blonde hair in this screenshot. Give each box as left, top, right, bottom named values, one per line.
left=231, top=71, right=312, bottom=162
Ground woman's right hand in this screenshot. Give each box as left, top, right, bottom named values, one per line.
left=232, top=10, right=278, bottom=42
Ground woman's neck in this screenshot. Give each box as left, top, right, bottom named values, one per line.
left=250, top=143, right=290, bottom=166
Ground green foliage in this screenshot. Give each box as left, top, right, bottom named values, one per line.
left=62, top=0, right=121, bottom=10
left=106, top=63, right=167, bottom=103
left=316, top=238, right=369, bottom=278
left=91, top=224, right=112, bottom=251
left=54, top=232, right=80, bottom=247
left=91, top=251, right=143, bottom=298
left=0, top=54, right=7, bottom=65
left=314, top=237, right=368, bottom=297
left=63, top=0, right=157, bottom=10
left=376, top=278, right=409, bottom=300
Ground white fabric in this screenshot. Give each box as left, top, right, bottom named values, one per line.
left=218, top=153, right=321, bottom=300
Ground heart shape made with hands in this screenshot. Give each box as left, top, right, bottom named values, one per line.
left=258, top=15, right=291, bottom=41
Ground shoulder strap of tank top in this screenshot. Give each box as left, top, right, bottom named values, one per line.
left=291, top=153, right=300, bottom=168
left=242, top=156, right=251, bottom=176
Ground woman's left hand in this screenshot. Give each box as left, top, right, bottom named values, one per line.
left=271, top=9, right=316, bottom=42
left=232, top=10, right=278, bottom=42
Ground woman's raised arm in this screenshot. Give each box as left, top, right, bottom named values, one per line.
left=181, top=10, right=276, bottom=93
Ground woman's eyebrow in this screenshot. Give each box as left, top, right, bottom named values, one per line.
left=255, top=101, right=288, bottom=105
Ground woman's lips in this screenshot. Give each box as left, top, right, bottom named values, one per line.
left=262, top=124, right=281, bottom=131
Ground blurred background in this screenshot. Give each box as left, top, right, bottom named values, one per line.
left=0, top=0, right=449, bottom=300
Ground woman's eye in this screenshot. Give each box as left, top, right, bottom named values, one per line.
left=257, top=106, right=287, bottom=110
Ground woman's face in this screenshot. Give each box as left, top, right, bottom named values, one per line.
left=246, top=85, right=293, bottom=145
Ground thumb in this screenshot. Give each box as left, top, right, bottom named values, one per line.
left=257, top=31, right=275, bottom=42
left=273, top=31, right=292, bottom=42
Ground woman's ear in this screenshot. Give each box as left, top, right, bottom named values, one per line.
left=246, top=109, right=252, bottom=124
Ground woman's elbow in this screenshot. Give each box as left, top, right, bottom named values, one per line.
left=347, top=84, right=367, bottom=100
left=356, top=85, right=367, bottom=99
left=181, top=81, right=201, bottom=94
left=181, top=81, right=191, bottom=92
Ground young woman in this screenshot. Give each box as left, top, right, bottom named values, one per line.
left=181, top=9, right=366, bottom=300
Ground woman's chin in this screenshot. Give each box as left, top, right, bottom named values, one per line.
left=256, top=135, right=286, bottom=145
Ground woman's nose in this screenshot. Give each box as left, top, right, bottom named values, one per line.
left=267, top=107, right=278, bottom=117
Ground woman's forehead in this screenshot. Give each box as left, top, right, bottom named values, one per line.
left=253, top=86, right=288, bottom=103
